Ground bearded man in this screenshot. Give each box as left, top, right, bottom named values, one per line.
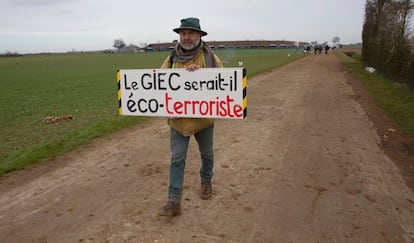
left=159, top=17, right=223, bottom=217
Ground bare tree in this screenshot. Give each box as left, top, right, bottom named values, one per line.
left=362, top=0, right=414, bottom=88
left=113, top=39, right=126, bottom=52
left=332, top=36, right=340, bottom=44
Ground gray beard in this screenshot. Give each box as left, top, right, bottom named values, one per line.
left=181, top=38, right=201, bottom=51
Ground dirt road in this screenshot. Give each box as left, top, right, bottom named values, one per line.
left=1, top=53, right=414, bottom=243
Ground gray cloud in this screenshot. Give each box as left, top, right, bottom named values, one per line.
left=7, top=0, right=79, bottom=7
left=0, top=0, right=366, bottom=53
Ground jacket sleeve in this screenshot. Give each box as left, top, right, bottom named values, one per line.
left=214, top=54, right=224, bottom=68
left=161, top=56, right=171, bottom=68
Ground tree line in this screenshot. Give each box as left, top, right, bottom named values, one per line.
left=362, top=0, right=414, bottom=89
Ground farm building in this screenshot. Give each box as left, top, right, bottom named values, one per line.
left=148, top=40, right=308, bottom=51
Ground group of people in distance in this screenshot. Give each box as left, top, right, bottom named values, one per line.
left=304, top=45, right=330, bottom=55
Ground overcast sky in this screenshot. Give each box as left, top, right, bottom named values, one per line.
left=0, top=0, right=366, bottom=54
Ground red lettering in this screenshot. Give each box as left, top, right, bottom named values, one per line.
left=164, top=93, right=243, bottom=118
left=165, top=93, right=173, bottom=114
left=219, top=100, right=227, bottom=116
left=233, top=104, right=243, bottom=117
left=209, top=100, right=215, bottom=116
left=184, top=100, right=191, bottom=114
left=174, top=101, right=183, bottom=114
left=226, top=95, right=235, bottom=118
left=192, top=100, right=200, bottom=115
left=199, top=101, right=209, bottom=115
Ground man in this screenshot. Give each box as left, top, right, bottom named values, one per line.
left=159, top=17, right=223, bottom=217
left=324, top=45, right=330, bottom=55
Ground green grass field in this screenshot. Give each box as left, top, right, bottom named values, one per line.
left=0, top=48, right=303, bottom=176
left=336, top=51, right=414, bottom=138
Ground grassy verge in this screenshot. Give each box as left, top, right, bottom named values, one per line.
left=336, top=50, right=414, bottom=137
left=0, top=117, right=146, bottom=175
left=0, top=49, right=304, bottom=176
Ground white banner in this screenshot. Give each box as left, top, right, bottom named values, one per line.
left=117, top=68, right=247, bottom=119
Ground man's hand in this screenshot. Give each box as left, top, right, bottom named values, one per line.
left=185, top=64, right=200, bottom=72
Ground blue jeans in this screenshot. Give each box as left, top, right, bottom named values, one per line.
left=168, top=124, right=214, bottom=203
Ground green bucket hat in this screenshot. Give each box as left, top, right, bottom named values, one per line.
left=173, top=17, right=207, bottom=36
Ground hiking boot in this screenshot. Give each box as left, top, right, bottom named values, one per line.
left=200, top=180, right=212, bottom=199
left=159, top=201, right=181, bottom=217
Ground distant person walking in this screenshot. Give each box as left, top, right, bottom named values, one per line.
left=324, top=45, right=330, bottom=54
left=306, top=46, right=311, bottom=55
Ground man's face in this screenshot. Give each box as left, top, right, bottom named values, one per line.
left=179, top=29, right=201, bottom=50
